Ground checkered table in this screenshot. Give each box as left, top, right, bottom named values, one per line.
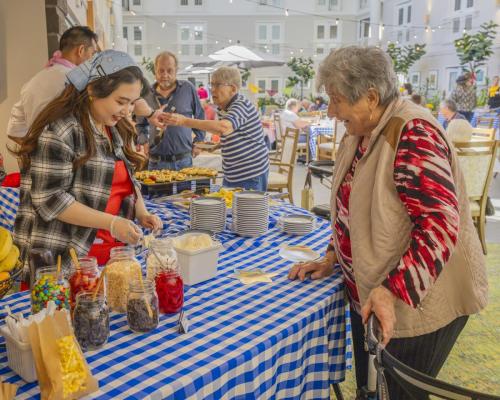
left=309, top=125, right=334, bottom=160
left=0, top=188, right=352, bottom=399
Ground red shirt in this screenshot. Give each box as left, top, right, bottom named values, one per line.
left=197, top=87, right=208, bottom=100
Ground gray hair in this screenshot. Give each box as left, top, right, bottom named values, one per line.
left=211, top=66, right=242, bottom=89
left=285, top=98, right=300, bottom=110
left=442, top=99, right=458, bottom=112
left=316, top=46, right=399, bottom=106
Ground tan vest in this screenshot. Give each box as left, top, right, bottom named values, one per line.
left=331, top=98, right=488, bottom=338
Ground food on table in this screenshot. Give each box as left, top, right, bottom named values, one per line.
left=0, top=228, right=20, bottom=273
left=72, top=292, right=109, bottom=351
left=127, top=279, right=159, bottom=333
left=0, top=227, right=13, bottom=261
left=0, top=271, right=10, bottom=281
left=146, top=238, right=176, bottom=279
left=135, top=167, right=217, bottom=184
left=155, top=272, right=184, bottom=314
left=205, top=188, right=241, bottom=208
left=31, top=267, right=70, bottom=313
left=173, top=233, right=213, bottom=252
left=179, top=167, right=218, bottom=177
left=69, top=258, right=100, bottom=309
left=57, top=335, right=88, bottom=398
left=105, top=247, right=142, bottom=313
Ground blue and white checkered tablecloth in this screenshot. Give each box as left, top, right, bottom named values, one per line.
left=309, top=126, right=334, bottom=160
left=0, top=188, right=352, bottom=400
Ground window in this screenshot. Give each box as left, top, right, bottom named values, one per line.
left=180, top=0, right=188, bottom=5
left=194, top=44, right=203, bottom=55
left=316, top=46, right=325, bottom=55
left=398, top=8, right=404, bottom=25
left=194, top=26, right=203, bottom=40
left=317, top=25, right=325, bottom=39
left=454, top=0, right=461, bottom=11
left=258, top=25, right=267, bottom=40
left=133, top=26, right=141, bottom=41
left=178, top=23, right=207, bottom=56
left=329, top=25, right=337, bottom=39
left=317, top=0, right=326, bottom=4
left=257, top=80, right=266, bottom=92
left=407, top=6, right=411, bottom=23
left=256, top=23, right=283, bottom=55
left=359, top=18, right=370, bottom=38
left=181, top=44, right=190, bottom=55
left=123, top=26, right=128, bottom=39
left=406, top=29, right=410, bottom=41
left=397, top=31, right=403, bottom=43
left=467, top=0, right=473, bottom=6
left=271, top=44, right=280, bottom=55
left=132, top=0, right=141, bottom=5
left=359, top=0, right=368, bottom=9
left=194, top=0, right=202, bottom=5
left=452, top=17, right=460, bottom=32
left=271, top=25, right=280, bottom=40
left=464, top=15, right=472, bottom=30
left=270, top=79, right=279, bottom=92
left=134, top=45, right=142, bottom=56
left=181, top=28, right=190, bottom=41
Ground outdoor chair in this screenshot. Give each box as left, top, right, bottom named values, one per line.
left=471, top=127, right=496, bottom=141
left=317, top=119, right=341, bottom=161
left=268, top=127, right=300, bottom=204
left=269, top=112, right=283, bottom=161
left=476, top=117, right=496, bottom=129
left=454, top=140, right=499, bottom=254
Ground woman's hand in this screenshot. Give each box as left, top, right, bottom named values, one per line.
left=162, top=113, right=187, bottom=127
left=137, top=212, right=162, bottom=232
left=288, top=258, right=335, bottom=281
left=361, top=286, right=397, bottom=346
left=110, top=216, right=143, bottom=245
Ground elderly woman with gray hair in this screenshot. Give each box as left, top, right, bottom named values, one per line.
left=289, top=46, right=487, bottom=399
left=163, top=66, right=269, bottom=191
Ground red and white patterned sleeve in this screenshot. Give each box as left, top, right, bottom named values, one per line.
left=382, top=119, right=460, bottom=308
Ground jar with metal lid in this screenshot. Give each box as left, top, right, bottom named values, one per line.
left=126, top=279, right=159, bottom=333
left=31, top=266, right=70, bottom=314
left=72, top=291, right=109, bottom=351
left=105, top=247, right=141, bottom=313
left=69, top=257, right=100, bottom=310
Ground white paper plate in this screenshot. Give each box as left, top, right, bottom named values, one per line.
left=278, top=246, right=320, bottom=262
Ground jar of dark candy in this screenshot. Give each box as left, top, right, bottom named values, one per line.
left=72, top=291, right=110, bottom=351
left=126, top=279, right=159, bottom=333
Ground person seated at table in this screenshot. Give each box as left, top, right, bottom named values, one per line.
left=308, top=96, right=328, bottom=112
left=446, top=119, right=473, bottom=143
left=440, top=99, right=466, bottom=130
left=281, top=98, right=312, bottom=135
left=12, top=50, right=162, bottom=273
left=300, top=99, right=313, bottom=113
left=289, top=45, right=487, bottom=400
left=161, top=66, right=269, bottom=191
left=488, top=75, right=500, bottom=111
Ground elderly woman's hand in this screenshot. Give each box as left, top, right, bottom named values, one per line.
left=361, top=286, right=397, bottom=346
left=288, top=258, right=335, bottom=281
left=162, top=112, right=187, bottom=126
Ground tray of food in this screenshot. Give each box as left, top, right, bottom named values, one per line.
left=195, top=141, right=220, bottom=151
left=135, top=167, right=219, bottom=186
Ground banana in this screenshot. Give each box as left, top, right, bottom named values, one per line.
left=0, top=245, right=19, bottom=272
left=0, top=227, right=13, bottom=261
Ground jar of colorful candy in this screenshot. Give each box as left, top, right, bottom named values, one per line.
left=149, top=242, right=184, bottom=314
left=69, top=257, right=100, bottom=310
left=72, top=291, right=109, bottom=351
left=31, top=266, right=70, bottom=313
left=105, top=247, right=141, bottom=313
left=126, top=279, right=159, bottom=333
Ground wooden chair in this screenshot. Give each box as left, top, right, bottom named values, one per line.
left=269, top=112, right=283, bottom=161
left=454, top=140, right=499, bottom=254
left=317, top=119, right=341, bottom=161
left=476, top=117, right=495, bottom=129
left=471, top=127, right=496, bottom=141
left=267, top=127, right=300, bottom=204
left=298, top=111, right=321, bottom=118
left=296, top=130, right=310, bottom=164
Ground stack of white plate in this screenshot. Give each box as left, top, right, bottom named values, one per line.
left=190, top=197, right=226, bottom=233
left=232, top=191, right=269, bottom=237
left=279, top=214, right=315, bottom=236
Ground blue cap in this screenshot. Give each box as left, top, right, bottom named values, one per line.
left=66, top=50, right=138, bottom=92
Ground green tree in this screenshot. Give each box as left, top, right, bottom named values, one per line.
left=454, top=21, right=498, bottom=75
left=240, top=68, right=251, bottom=85
left=141, top=57, right=155, bottom=75
left=286, top=57, right=315, bottom=99
left=386, top=43, right=426, bottom=79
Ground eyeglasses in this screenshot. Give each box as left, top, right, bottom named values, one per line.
left=210, top=83, right=233, bottom=89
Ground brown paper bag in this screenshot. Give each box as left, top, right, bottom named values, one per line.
left=0, top=381, right=18, bottom=400
left=28, top=310, right=98, bottom=400
left=301, top=171, right=314, bottom=211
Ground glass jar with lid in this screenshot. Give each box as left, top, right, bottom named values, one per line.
left=146, top=238, right=177, bottom=279
left=72, top=291, right=110, bottom=351
left=105, top=247, right=141, bottom=313
left=31, top=266, right=70, bottom=314
left=69, top=256, right=100, bottom=310
left=126, top=279, right=159, bottom=333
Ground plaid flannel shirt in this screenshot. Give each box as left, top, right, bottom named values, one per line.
left=13, top=116, right=138, bottom=276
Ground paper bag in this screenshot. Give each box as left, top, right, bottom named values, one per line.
left=301, top=172, right=314, bottom=211
left=28, top=310, right=98, bottom=400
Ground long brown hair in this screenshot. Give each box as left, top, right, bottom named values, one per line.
left=13, top=66, right=148, bottom=171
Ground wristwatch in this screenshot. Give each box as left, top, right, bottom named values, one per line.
left=146, top=108, right=156, bottom=119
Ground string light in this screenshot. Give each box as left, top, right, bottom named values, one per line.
left=285, top=8, right=289, bottom=16
left=130, top=10, right=136, bottom=16
left=335, top=18, right=339, bottom=25
left=381, top=24, right=385, bottom=31
left=425, top=26, right=429, bottom=33
left=161, top=21, right=166, bottom=28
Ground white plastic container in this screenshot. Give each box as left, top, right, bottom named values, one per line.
left=173, top=233, right=222, bottom=285
left=0, top=326, right=37, bottom=383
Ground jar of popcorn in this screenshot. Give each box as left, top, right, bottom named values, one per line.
left=105, top=247, right=141, bottom=313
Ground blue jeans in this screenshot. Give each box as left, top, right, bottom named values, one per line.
left=223, top=170, right=269, bottom=191
left=148, top=156, right=193, bottom=193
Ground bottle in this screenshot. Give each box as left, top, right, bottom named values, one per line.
left=31, top=266, right=70, bottom=314
left=72, top=291, right=109, bottom=351
left=105, top=247, right=142, bottom=313
left=126, top=279, right=159, bottom=333
left=69, top=257, right=100, bottom=310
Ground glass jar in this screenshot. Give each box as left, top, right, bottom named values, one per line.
left=31, top=266, right=70, bottom=314
left=146, top=238, right=177, bottom=280
left=105, top=247, right=142, bottom=313
left=69, top=257, right=100, bottom=310
left=151, top=243, right=184, bottom=314
left=126, top=279, right=159, bottom=333
left=72, top=291, right=109, bottom=351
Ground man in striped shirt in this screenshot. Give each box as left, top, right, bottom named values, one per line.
left=163, top=66, right=269, bottom=191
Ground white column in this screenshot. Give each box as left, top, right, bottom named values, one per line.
left=112, top=0, right=128, bottom=52
left=369, top=0, right=382, bottom=46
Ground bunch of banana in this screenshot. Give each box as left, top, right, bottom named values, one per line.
left=0, top=227, right=20, bottom=281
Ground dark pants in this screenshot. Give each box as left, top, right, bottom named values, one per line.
left=458, top=110, right=474, bottom=122
left=223, top=170, right=269, bottom=192
left=350, top=308, right=468, bottom=399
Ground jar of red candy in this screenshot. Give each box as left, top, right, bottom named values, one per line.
left=69, top=257, right=100, bottom=310
left=148, top=239, right=184, bottom=314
